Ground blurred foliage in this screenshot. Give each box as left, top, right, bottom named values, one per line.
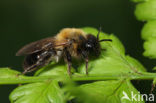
left=0, top=0, right=156, bottom=103
left=135, top=0, right=156, bottom=59
left=74, top=80, right=143, bottom=103
left=10, top=80, right=65, bottom=103
left=1, top=27, right=154, bottom=103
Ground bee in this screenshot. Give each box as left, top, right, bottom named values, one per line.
left=16, top=28, right=112, bottom=76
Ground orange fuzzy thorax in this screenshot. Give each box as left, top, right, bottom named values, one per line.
left=56, top=28, right=86, bottom=41
left=55, top=28, right=87, bottom=58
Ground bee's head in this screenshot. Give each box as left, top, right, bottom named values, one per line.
left=84, top=30, right=112, bottom=57
left=85, top=34, right=100, bottom=56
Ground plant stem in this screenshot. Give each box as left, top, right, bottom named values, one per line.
left=73, top=72, right=156, bottom=81
left=0, top=72, right=156, bottom=84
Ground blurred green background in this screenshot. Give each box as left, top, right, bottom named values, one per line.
left=0, top=0, right=156, bottom=102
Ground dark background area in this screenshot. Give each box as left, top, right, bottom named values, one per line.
left=0, top=0, right=156, bottom=102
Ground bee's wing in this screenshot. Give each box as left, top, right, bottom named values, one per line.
left=16, top=37, right=56, bottom=56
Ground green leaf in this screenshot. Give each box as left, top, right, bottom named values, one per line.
left=143, top=38, right=156, bottom=59
left=73, top=80, right=144, bottom=103
left=0, top=68, right=30, bottom=84
left=125, top=55, right=146, bottom=72
left=153, top=66, right=156, bottom=70
left=0, top=68, right=57, bottom=84
left=35, top=62, right=68, bottom=77
left=131, top=0, right=148, bottom=3
left=141, top=21, right=156, bottom=59
left=153, top=78, right=156, bottom=84
left=77, top=27, right=145, bottom=75
left=142, top=20, right=156, bottom=40
left=135, top=0, right=156, bottom=21
left=152, top=76, right=156, bottom=92
left=0, top=68, right=21, bottom=78
left=9, top=80, right=65, bottom=103
left=0, top=27, right=150, bottom=103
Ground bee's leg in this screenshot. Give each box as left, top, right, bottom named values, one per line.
left=22, top=51, right=53, bottom=75
left=22, top=58, right=44, bottom=75
left=85, top=58, right=89, bottom=75
left=64, top=49, right=72, bottom=76
left=22, top=64, right=37, bottom=75
left=22, top=64, right=38, bottom=75
left=81, top=51, right=89, bottom=75
left=97, top=27, right=102, bottom=40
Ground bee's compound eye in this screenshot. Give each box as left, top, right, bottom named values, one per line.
left=86, top=43, right=92, bottom=48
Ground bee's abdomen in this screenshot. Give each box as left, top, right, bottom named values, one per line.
left=23, top=50, right=56, bottom=71
left=23, top=52, right=41, bottom=69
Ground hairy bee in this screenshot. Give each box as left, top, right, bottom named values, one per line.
left=16, top=28, right=112, bottom=75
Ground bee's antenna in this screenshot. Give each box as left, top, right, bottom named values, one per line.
left=97, top=27, right=102, bottom=40
left=98, top=39, right=112, bottom=42
left=97, top=27, right=112, bottom=42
